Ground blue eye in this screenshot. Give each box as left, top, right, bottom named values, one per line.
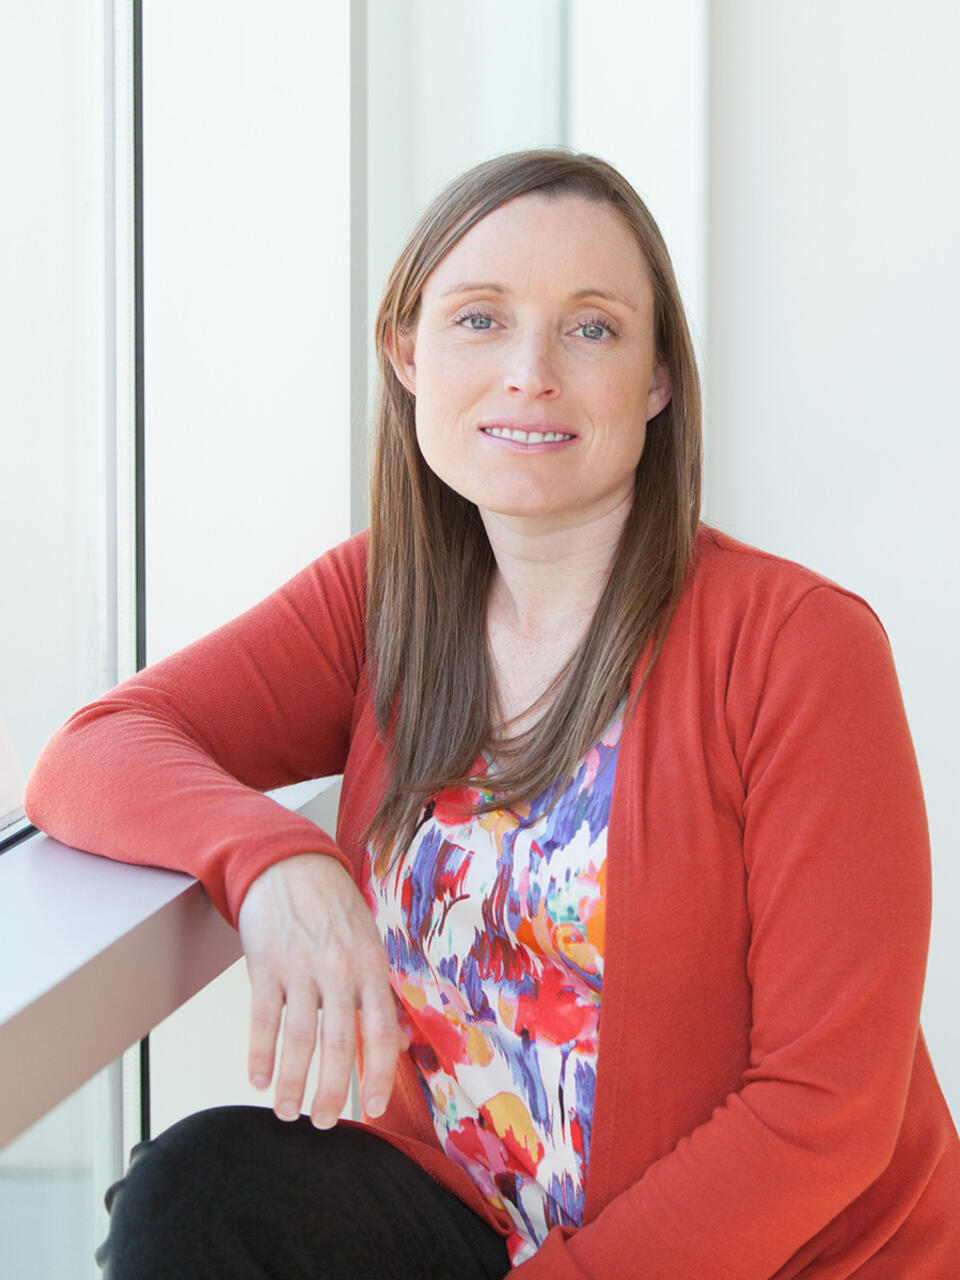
left=452, top=308, right=617, bottom=340
left=454, top=308, right=496, bottom=331
left=577, top=317, right=617, bottom=341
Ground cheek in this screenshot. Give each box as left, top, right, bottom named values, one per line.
left=413, top=364, right=479, bottom=448
left=413, top=403, right=460, bottom=482
left=423, top=352, right=484, bottom=401
left=413, top=407, right=439, bottom=463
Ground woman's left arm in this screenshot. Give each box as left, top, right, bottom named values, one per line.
left=513, top=586, right=933, bottom=1279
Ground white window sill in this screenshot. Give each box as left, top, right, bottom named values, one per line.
left=0, top=777, right=337, bottom=1149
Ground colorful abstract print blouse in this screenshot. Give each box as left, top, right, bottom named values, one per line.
left=361, top=713, right=623, bottom=1265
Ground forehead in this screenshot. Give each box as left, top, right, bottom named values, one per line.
left=423, top=193, right=652, bottom=303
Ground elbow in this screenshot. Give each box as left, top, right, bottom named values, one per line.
left=23, top=710, right=96, bottom=832
left=22, top=732, right=62, bottom=830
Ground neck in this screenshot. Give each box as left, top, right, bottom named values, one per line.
left=480, top=493, right=631, bottom=637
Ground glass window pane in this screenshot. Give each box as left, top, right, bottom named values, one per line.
left=0, top=0, right=115, bottom=833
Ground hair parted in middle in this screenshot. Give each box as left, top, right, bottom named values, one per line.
left=365, top=147, right=703, bottom=868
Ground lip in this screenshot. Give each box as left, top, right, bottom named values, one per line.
left=479, top=418, right=576, bottom=435
left=478, top=418, right=578, bottom=445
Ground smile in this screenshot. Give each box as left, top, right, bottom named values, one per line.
left=481, top=426, right=575, bottom=444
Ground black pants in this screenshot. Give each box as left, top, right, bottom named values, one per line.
left=95, top=1105, right=512, bottom=1279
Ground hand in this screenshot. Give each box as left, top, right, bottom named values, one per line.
left=237, top=852, right=404, bottom=1128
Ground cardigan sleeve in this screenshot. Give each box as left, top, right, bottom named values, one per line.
left=23, top=533, right=369, bottom=929
left=511, top=585, right=933, bottom=1279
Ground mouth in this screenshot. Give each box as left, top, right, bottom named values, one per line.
left=480, top=425, right=575, bottom=444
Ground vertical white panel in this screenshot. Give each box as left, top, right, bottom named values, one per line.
left=0, top=0, right=114, bottom=777
left=143, top=0, right=354, bottom=662
left=411, top=0, right=564, bottom=207
left=350, top=0, right=369, bottom=533
left=144, top=0, right=359, bottom=1131
left=110, top=0, right=138, bottom=684
left=366, top=0, right=417, bottom=295
left=568, top=1, right=709, bottom=389
left=708, top=0, right=960, bottom=1116
left=367, top=0, right=564, bottom=313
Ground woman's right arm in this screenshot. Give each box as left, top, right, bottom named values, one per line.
left=24, top=530, right=403, bottom=1123
left=24, top=533, right=370, bottom=922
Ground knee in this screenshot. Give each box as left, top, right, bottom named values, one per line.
left=105, top=1106, right=273, bottom=1220
left=97, top=1107, right=286, bottom=1275
left=142, top=1105, right=275, bottom=1175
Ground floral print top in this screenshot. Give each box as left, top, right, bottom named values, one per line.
left=360, top=708, right=623, bottom=1265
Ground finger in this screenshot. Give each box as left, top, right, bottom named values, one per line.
left=247, top=972, right=283, bottom=1090
left=357, top=979, right=402, bottom=1118
left=273, top=986, right=320, bottom=1121
left=310, top=990, right=357, bottom=1129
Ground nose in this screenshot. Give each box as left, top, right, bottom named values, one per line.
left=502, top=331, right=561, bottom=399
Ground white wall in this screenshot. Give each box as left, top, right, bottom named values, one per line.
left=705, top=0, right=960, bottom=1118
left=142, top=0, right=355, bottom=664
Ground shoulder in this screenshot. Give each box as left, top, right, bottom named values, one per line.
left=661, top=528, right=910, bottom=778
left=692, top=522, right=860, bottom=602
left=687, top=523, right=889, bottom=641
left=230, top=529, right=372, bottom=677
left=309, top=528, right=369, bottom=590
left=671, top=525, right=896, bottom=702
left=286, top=529, right=369, bottom=620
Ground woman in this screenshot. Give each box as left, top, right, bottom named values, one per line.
left=25, top=149, right=960, bottom=1278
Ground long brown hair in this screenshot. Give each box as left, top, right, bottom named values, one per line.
left=365, top=148, right=702, bottom=866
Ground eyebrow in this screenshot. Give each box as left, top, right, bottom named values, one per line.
left=439, top=281, right=638, bottom=311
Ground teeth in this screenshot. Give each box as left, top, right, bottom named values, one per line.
left=484, top=426, right=573, bottom=443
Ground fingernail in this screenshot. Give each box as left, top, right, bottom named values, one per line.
left=252, top=1074, right=269, bottom=1089
left=367, top=1096, right=386, bottom=1117
left=277, top=1100, right=298, bottom=1121
left=312, top=1113, right=336, bottom=1130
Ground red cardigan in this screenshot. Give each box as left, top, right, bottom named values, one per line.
left=25, top=524, right=960, bottom=1278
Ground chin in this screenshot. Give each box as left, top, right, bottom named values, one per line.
left=470, top=479, right=564, bottom=515
left=476, top=498, right=575, bottom=526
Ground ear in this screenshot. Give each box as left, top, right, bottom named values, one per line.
left=384, top=325, right=417, bottom=396
left=645, top=360, right=672, bottom=422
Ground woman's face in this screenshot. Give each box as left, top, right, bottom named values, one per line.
left=386, top=193, right=672, bottom=532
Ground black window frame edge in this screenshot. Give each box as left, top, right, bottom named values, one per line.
left=0, top=817, right=38, bottom=853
